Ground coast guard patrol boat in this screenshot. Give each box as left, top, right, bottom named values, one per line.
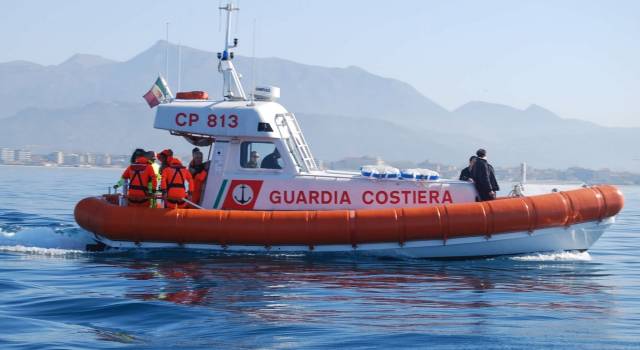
left=74, top=3, right=623, bottom=258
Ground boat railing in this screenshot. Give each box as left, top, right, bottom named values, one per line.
left=274, top=113, right=318, bottom=173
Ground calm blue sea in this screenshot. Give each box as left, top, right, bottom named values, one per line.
left=0, top=166, right=638, bottom=349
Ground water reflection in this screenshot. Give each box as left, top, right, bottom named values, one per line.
left=88, top=252, right=615, bottom=327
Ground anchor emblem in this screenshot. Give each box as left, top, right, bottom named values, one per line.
left=232, top=184, right=254, bottom=205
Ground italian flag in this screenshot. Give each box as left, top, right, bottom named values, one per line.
left=143, top=76, right=173, bottom=108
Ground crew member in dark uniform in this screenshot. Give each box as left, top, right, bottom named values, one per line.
left=471, top=149, right=499, bottom=201
left=488, top=163, right=500, bottom=194
left=459, top=156, right=477, bottom=181
left=261, top=148, right=282, bottom=169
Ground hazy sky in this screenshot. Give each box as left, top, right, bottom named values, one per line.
left=2, top=1, right=638, bottom=127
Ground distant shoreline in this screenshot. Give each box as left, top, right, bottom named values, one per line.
left=0, top=164, right=122, bottom=171
left=1, top=163, right=636, bottom=186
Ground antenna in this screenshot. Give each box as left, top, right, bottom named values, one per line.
left=177, top=43, right=182, bottom=92
left=217, top=2, right=247, bottom=100
left=165, top=22, right=170, bottom=84
left=218, top=0, right=222, bottom=32
left=235, top=0, right=240, bottom=34
left=249, top=18, right=257, bottom=106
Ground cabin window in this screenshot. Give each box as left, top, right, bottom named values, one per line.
left=240, top=142, right=283, bottom=169
left=257, top=122, right=273, bottom=132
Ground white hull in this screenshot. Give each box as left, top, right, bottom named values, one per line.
left=93, top=216, right=614, bottom=259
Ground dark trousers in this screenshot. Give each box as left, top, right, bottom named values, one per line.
left=478, top=191, right=496, bottom=201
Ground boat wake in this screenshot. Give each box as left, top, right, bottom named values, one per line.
left=0, top=244, right=84, bottom=256
left=0, top=216, right=95, bottom=255
left=509, top=250, right=592, bottom=262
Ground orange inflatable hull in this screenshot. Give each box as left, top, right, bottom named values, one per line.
left=74, top=185, right=623, bottom=247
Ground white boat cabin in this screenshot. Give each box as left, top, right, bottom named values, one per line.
left=152, top=3, right=478, bottom=211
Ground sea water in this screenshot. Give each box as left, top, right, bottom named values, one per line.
left=0, top=166, right=638, bottom=349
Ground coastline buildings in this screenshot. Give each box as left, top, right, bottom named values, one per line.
left=0, top=148, right=14, bottom=163
left=0, top=148, right=126, bottom=167
left=49, top=151, right=64, bottom=165
left=1, top=148, right=31, bottom=163
left=15, top=149, right=31, bottom=163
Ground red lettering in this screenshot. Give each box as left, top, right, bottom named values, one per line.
left=284, top=191, right=295, bottom=204
left=309, top=191, right=319, bottom=204
left=418, top=191, right=428, bottom=204
left=429, top=190, right=440, bottom=204
left=376, top=191, right=389, bottom=204
left=176, top=112, right=187, bottom=126
left=296, top=191, right=307, bottom=204
left=188, top=113, right=199, bottom=126
left=442, top=190, right=453, bottom=203
left=321, top=191, right=332, bottom=204
left=204, top=113, right=238, bottom=128
left=389, top=191, right=400, bottom=204
left=269, top=191, right=281, bottom=204
left=363, top=191, right=374, bottom=205
left=401, top=190, right=412, bottom=203
left=207, top=114, right=217, bottom=127
left=228, top=114, right=239, bottom=128
left=340, top=191, right=352, bottom=205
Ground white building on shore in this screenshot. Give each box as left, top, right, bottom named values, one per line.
left=15, top=149, right=31, bottom=163
left=0, top=148, right=15, bottom=163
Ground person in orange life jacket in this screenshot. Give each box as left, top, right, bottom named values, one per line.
left=130, top=148, right=146, bottom=164
left=158, top=149, right=174, bottom=173
left=188, top=147, right=210, bottom=174
left=188, top=148, right=208, bottom=205
left=114, top=148, right=147, bottom=189
left=115, top=155, right=158, bottom=207
left=161, top=157, right=193, bottom=209
left=157, top=148, right=174, bottom=208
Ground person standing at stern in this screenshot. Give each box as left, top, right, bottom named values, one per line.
left=471, top=149, right=499, bottom=201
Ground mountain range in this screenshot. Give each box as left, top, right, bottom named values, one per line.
left=0, top=41, right=637, bottom=171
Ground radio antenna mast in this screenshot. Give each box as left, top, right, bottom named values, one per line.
left=249, top=18, right=257, bottom=106
left=218, top=0, right=222, bottom=32
left=217, top=2, right=247, bottom=100
left=177, top=42, right=182, bottom=91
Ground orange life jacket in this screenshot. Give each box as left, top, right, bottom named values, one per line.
left=161, top=159, right=193, bottom=203
left=191, top=169, right=208, bottom=205
left=122, top=156, right=157, bottom=202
